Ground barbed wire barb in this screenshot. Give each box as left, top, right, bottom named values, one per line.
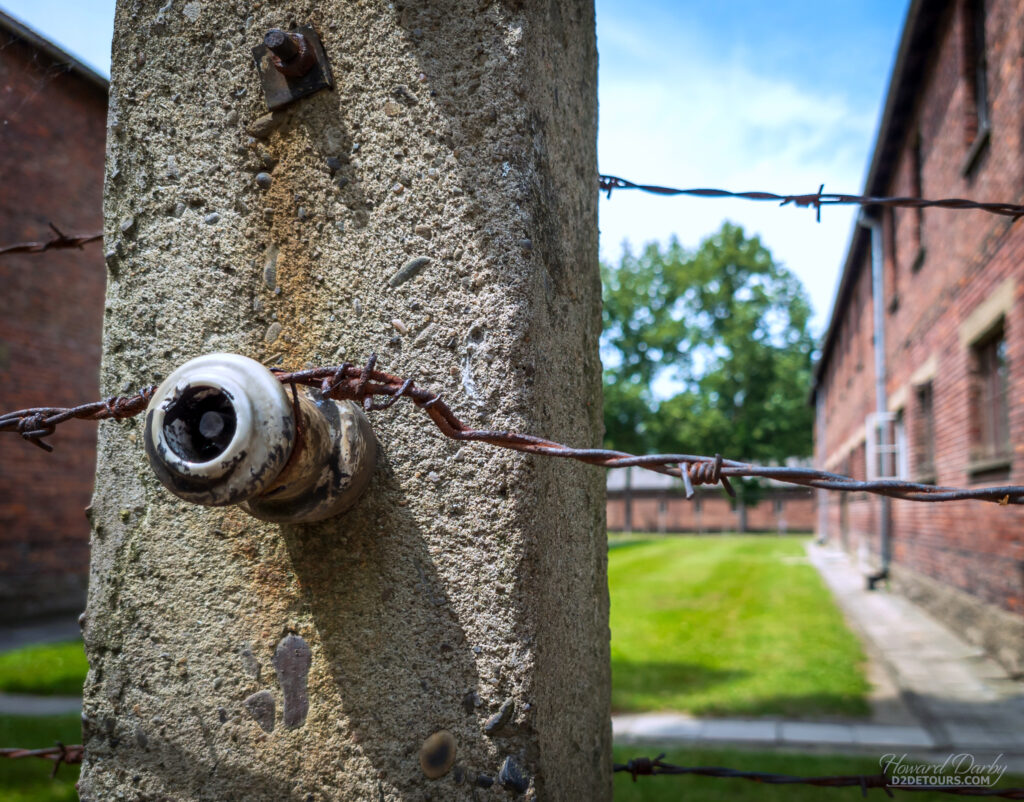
left=0, top=742, right=84, bottom=778
left=3, top=354, right=1024, bottom=506
left=0, top=224, right=103, bottom=256
left=598, top=175, right=1024, bottom=221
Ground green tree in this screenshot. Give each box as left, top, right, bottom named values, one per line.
left=602, top=223, right=815, bottom=515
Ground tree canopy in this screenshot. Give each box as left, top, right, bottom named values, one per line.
left=601, top=223, right=815, bottom=488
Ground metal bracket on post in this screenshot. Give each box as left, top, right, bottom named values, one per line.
left=252, top=27, right=333, bottom=111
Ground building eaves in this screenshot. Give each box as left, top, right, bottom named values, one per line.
left=0, top=9, right=108, bottom=94
left=812, top=0, right=952, bottom=399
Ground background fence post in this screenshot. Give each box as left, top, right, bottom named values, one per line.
left=79, top=1, right=609, bottom=799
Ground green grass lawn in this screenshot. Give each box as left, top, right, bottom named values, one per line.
left=609, top=534, right=870, bottom=718
left=613, top=745, right=1024, bottom=801
left=0, top=715, right=81, bottom=802
left=0, top=642, right=87, bottom=697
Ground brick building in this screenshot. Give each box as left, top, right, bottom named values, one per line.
left=0, top=12, right=107, bottom=620
left=812, top=0, right=1024, bottom=672
left=606, top=468, right=815, bottom=534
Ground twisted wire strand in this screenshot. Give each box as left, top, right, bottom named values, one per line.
left=3, top=178, right=1024, bottom=263
left=2, top=356, right=1023, bottom=505
left=0, top=743, right=83, bottom=778
left=598, top=175, right=1024, bottom=221
left=0, top=223, right=103, bottom=256
left=614, top=755, right=1024, bottom=798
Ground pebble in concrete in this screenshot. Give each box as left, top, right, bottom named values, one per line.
left=272, top=634, right=311, bottom=729
left=483, top=698, right=514, bottom=735
left=419, top=730, right=456, bottom=779
left=389, top=256, right=431, bottom=287
left=498, top=756, right=529, bottom=793
left=243, top=690, right=275, bottom=733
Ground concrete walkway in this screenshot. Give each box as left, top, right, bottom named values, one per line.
left=0, top=692, right=81, bottom=715
left=613, top=541, right=1024, bottom=768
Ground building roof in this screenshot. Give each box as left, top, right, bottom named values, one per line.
left=606, top=467, right=681, bottom=492
left=0, top=9, right=108, bottom=94
left=811, top=0, right=953, bottom=400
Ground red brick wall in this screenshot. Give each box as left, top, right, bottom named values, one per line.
left=817, top=0, right=1024, bottom=617
left=607, top=489, right=815, bottom=533
left=0, top=28, right=107, bottom=619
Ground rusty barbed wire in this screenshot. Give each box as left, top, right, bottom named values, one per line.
left=3, top=354, right=1024, bottom=506
left=0, top=743, right=83, bottom=778
left=0, top=223, right=102, bottom=256
left=2, top=179, right=1022, bottom=259
left=0, top=389, right=156, bottom=452
left=614, top=755, right=1024, bottom=798
left=598, top=175, right=1024, bottom=222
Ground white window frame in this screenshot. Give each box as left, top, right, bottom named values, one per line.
left=866, top=411, right=903, bottom=481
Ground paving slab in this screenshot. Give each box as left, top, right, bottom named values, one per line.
left=779, top=721, right=855, bottom=745
left=698, top=719, right=778, bottom=743
left=0, top=693, right=81, bottom=716
left=851, top=724, right=935, bottom=748
left=613, top=713, right=703, bottom=741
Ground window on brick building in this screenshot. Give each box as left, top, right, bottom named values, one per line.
left=962, top=0, right=990, bottom=168
left=969, top=325, right=1010, bottom=469
left=913, top=381, right=936, bottom=481
left=895, top=409, right=910, bottom=479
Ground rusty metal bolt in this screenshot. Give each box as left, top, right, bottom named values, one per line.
left=263, top=29, right=316, bottom=78
left=143, top=353, right=376, bottom=523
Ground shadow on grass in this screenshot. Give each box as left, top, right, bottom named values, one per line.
left=612, top=660, right=748, bottom=711
left=612, top=660, right=869, bottom=718
left=608, top=537, right=657, bottom=552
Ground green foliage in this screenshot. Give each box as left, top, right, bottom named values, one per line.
left=608, top=535, right=870, bottom=717
left=601, top=224, right=816, bottom=491
left=0, top=642, right=87, bottom=697
left=0, top=715, right=81, bottom=802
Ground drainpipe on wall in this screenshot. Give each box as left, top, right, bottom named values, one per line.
left=815, top=391, right=828, bottom=544
left=858, top=211, right=891, bottom=588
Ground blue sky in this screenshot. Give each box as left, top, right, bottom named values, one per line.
left=1, top=0, right=909, bottom=334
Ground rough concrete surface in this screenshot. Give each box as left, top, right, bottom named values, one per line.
left=81, top=1, right=608, bottom=800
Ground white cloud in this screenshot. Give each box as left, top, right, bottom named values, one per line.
left=598, top=34, right=879, bottom=336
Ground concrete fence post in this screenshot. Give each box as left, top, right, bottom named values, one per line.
left=80, top=1, right=609, bottom=799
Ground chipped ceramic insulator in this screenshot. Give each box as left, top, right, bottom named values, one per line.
left=143, top=353, right=376, bottom=523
